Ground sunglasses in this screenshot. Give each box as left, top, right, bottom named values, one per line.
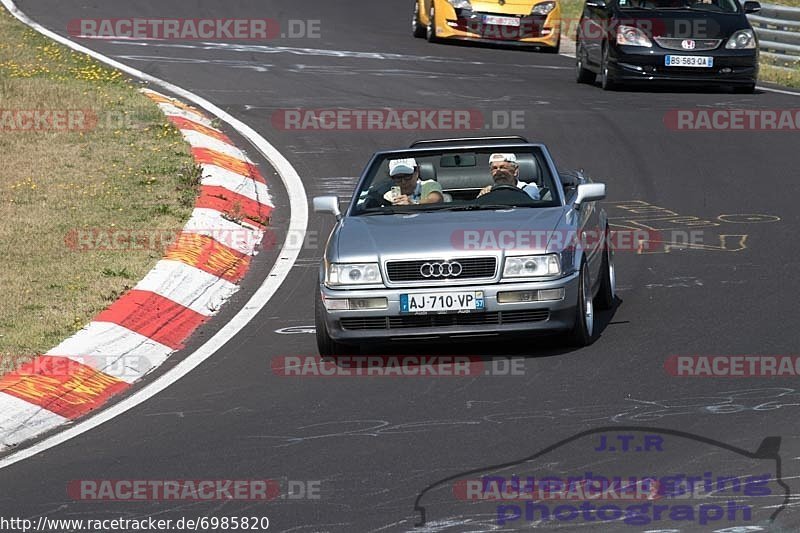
left=391, top=173, right=415, bottom=181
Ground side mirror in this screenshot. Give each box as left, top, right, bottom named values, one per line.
left=313, top=196, right=342, bottom=220
left=586, top=0, right=607, bottom=8
left=574, top=183, right=606, bottom=210
left=743, top=1, right=760, bottom=13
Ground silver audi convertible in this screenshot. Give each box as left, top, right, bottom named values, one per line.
left=313, top=136, right=615, bottom=355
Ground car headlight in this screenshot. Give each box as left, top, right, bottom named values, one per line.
left=503, top=254, right=561, bottom=278
left=726, top=29, right=756, bottom=49
left=447, top=0, right=472, bottom=8
left=616, top=25, right=652, bottom=47
left=531, top=1, right=556, bottom=15
left=326, top=263, right=381, bottom=286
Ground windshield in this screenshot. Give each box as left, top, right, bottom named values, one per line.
left=351, top=147, right=561, bottom=216
left=618, top=0, right=740, bottom=13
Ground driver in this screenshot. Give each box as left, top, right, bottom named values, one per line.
left=386, top=158, right=444, bottom=205
left=477, top=153, right=540, bottom=200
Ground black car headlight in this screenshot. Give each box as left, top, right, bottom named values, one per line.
left=726, top=29, right=756, bottom=49
left=616, top=25, right=652, bottom=47
left=531, top=1, right=556, bottom=15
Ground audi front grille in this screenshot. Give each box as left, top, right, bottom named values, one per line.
left=385, top=257, right=497, bottom=283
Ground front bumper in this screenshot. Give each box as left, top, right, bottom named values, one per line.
left=609, top=45, right=758, bottom=85
left=435, top=7, right=561, bottom=49
left=319, top=272, right=580, bottom=343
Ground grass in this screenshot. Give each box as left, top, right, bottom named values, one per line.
left=0, top=7, right=199, bottom=371
left=760, top=61, right=800, bottom=88
left=558, top=0, right=800, bottom=89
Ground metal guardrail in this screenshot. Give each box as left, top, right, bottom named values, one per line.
left=748, top=3, right=800, bottom=68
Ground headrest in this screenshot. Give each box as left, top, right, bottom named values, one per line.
left=418, top=161, right=437, bottom=181
left=516, top=157, right=540, bottom=185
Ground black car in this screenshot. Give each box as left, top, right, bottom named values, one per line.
left=575, top=0, right=761, bottom=92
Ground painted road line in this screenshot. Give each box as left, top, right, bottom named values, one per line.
left=201, top=164, right=273, bottom=205
left=168, top=116, right=233, bottom=144
left=134, top=260, right=240, bottom=316
left=197, top=185, right=272, bottom=227
left=0, top=356, right=129, bottom=420
left=180, top=129, right=249, bottom=159
left=46, top=322, right=174, bottom=369
left=192, top=147, right=267, bottom=184
left=182, top=207, right=264, bottom=255
left=0, top=393, right=69, bottom=449
left=0, top=0, right=307, bottom=467
left=164, top=233, right=252, bottom=284
left=152, top=102, right=214, bottom=126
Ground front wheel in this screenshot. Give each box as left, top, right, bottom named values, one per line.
left=567, top=262, right=596, bottom=347
left=412, top=1, right=426, bottom=38
left=733, top=83, right=756, bottom=94
left=600, top=44, right=618, bottom=91
left=426, top=3, right=438, bottom=42
left=595, top=229, right=616, bottom=310
left=576, top=42, right=596, bottom=84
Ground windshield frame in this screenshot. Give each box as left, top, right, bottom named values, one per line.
left=347, top=143, right=564, bottom=217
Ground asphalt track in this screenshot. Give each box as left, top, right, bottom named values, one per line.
left=2, top=0, right=800, bottom=531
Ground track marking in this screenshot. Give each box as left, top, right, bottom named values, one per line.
left=0, top=0, right=307, bottom=468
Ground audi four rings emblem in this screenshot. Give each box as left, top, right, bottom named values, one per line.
left=420, top=261, right=463, bottom=278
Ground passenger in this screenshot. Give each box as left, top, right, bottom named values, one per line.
left=477, top=153, right=540, bottom=200
left=387, top=158, right=443, bottom=205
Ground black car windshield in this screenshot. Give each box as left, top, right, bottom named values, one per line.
left=351, top=147, right=561, bottom=216
left=618, top=0, right=740, bottom=13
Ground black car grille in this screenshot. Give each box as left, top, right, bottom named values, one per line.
left=340, top=310, right=549, bottom=331
left=654, top=37, right=722, bottom=51
left=385, top=257, right=497, bottom=283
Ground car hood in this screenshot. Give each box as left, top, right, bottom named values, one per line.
left=620, top=10, right=749, bottom=39
left=470, top=0, right=541, bottom=15
left=331, top=208, right=568, bottom=262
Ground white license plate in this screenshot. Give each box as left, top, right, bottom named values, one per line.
left=665, top=55, right=714, bottom=68
left=400, top=291, right=485, bottom=313
left=483, top=15, right=520, bottom=27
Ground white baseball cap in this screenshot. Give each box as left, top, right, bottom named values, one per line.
left=488, top=153, right=518, bottom=164
left=389, top=158, right=417, bottom=176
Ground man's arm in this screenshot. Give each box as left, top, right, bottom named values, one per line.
left=420, top=180, right=444, bottom=204
left=522, top=183, right=540, bottom=200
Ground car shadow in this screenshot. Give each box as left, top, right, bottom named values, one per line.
left=594, top=82, right=762, bottom=95
left=356, top=296, right=623, bottom=359
left=427, top=37, right=559, bottom=55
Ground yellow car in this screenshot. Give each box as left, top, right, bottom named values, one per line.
left=413, top=0, right=562, bottom=53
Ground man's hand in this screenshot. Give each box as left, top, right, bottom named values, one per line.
left=477, top=185, right=492, bottom=198
left=392, top=194, right=412, bottom=205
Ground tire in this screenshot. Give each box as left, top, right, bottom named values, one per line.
left=315, top=290, right=358, bottom=357
left=600, top=44, right=618, bottom=91
left=567, top=262, right=596, bottom=347
left=426, top=3, right=438, bottom=42
left=576, top=42, right=596, bottom=84
left=542, top=35, right=561, bottom=54
left=733, top=83, right=756, bottom=94
left=595, top=228, right=616, bottom=310
left=412, top=1, right=426, bottom=38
